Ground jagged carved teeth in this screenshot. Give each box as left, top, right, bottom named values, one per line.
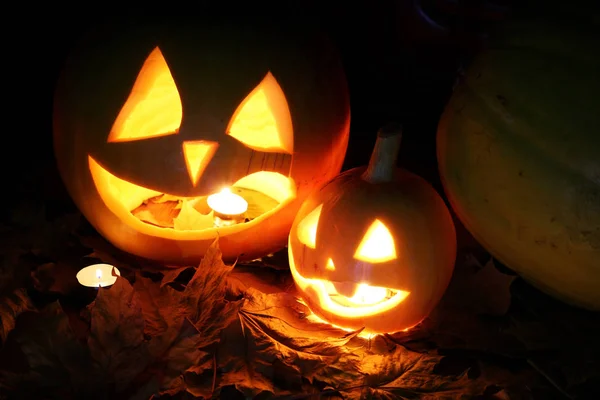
left=323, top=281, right=399, bottom=307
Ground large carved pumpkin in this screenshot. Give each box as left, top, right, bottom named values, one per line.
left=437, top=17, right=600, bottom=310
left=53, top=18, right=350, bottom=265
left=289, top=125, right=457, bottom=334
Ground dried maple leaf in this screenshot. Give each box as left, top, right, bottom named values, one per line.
left=444, top=255, right=517, bottom=316
left=0, top=288, right=35, bottom=344
left=226, top=265, right=295, bottom=296
left=31, top=261, right=81, bottom=295
left=2, top=232, right=521, bottom=400
left=156, top=240, right=242, bottom=398
left=134, top=275, right=185, bottom=339
left=157, top=319, right=213, bottom=395
left=503, top=282, right=600, bottom=399
left=160, top=266, right=195, bottom=288
left=215, top=288, right=490, bottom=399
left=132, top=198, right=180, bottom=228
left=84, top=250, right=136, bottom=277
left=0, top=240, right=29, bottom=295
left=77, top=230, right=164, bottom=274
left=181, top=239, right=240, bottom=347
left=0, top=212, right=83, bottom=300
left=173, top=200, right=214, bottom=231
left=218, top=288, right=360, bottom=397
left=133, top=240, right=243, bottom=398
left=238, top=247, right=291, bottom=270
left=3, top=265, right=226, bottom=399
left=387, top=253, right=522, bottom=359
left=87, top=276, right=152, bottom=393
left=2, top=301, right=102, bottom=397
left=344, top=336, right=487, bottom=399
left=133, top=275, right=212, bottom=395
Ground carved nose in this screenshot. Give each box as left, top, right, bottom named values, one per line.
left=182, top=140, right=219, bottom=186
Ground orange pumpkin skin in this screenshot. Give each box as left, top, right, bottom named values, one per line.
left=289, top=129, right=456, bottom=334
left=53, top=19, right=350, bottom=265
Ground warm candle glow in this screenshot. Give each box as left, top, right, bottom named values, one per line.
left=347, top=283, right=389, bottom=305
left=207, top=188, right=249, bottom=216
left=77, top=264, right=121, bottom=288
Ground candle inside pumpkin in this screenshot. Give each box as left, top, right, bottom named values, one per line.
left=207, top=188, right=249, bottom=227
left=347, top=283, right=389, bottom=305
left=77, top=264, right=121, bottom=288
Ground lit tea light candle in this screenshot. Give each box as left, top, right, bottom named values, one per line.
left=76, top=263, right=121, bottom=288
left=207, top=187, right=248, bottom=227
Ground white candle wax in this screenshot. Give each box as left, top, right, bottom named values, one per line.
left=207, top=188, right=248, bottom=216
left=77, top=263, right=121, bottom=288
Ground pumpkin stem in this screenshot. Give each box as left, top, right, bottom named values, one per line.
left=362, top=123, right=403, bottom=183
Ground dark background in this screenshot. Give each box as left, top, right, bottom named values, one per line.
left=2, top=0, right=517, bottom=221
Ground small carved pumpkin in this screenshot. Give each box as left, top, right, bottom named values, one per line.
left=53, top=19, right=349, bottom=264
left=288, top=125, right=457, bottom=334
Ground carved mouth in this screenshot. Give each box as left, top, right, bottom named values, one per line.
left=88, top=155, right=296, bottom=239
left=324, top=281, right=406, bottom=308
left=288, top=242, right=410, bottom=319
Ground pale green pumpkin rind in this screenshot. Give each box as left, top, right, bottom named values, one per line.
left=437, top=21, right=600, bottom=310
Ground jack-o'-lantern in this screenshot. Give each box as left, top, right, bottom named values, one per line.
left=289, top=125, right=456, bottom=334
left=53, top=18, right=350, bottom=265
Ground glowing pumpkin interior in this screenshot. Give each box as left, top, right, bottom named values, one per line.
left=290, top=204, right=410, bottom=319
left=88, top=47, right=298, bottom=239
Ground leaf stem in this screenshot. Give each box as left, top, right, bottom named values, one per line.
left=212, top=353, right=217, bottom=394
left=527, top=358, right=574, bottom=400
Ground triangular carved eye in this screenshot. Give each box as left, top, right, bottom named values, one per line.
left=296, top=204, right=323, bottom=249
left=108, top=47, right=182, bottom=143
left=354, top=219, right=397, bottom=263
left=227, top=71, right=294, bottom=154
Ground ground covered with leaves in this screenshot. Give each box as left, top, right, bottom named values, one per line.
left=0, top=204, right=599, bottom=400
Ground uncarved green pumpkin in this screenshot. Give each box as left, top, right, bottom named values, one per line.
left=437, top=18, right=600, bottom=310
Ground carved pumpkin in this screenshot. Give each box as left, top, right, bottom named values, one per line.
left=437, top=17, right=600, bottom=310
left=53, top=19, right=350, bottom=264
left=289, top=125, right=457, bottom=334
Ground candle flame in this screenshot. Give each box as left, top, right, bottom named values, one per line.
left=96, top=269, right=102, bottom=279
